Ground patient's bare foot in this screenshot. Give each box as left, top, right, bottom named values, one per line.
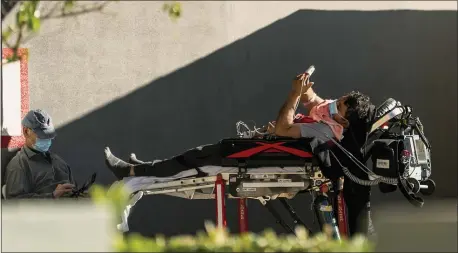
left=104, top=147, right=134, bottom=180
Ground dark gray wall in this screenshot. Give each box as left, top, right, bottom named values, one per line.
left=48, top=10, right=456, bottom=237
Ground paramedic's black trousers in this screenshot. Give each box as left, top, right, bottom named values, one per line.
left=131, top=142, right=373, bottom=236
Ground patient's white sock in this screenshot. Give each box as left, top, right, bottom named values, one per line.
left=104, top=147, right=133, bottom=179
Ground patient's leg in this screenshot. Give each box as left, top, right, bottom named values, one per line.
left=105, top=144, right=222, bottom=179
left=129, top=153, right=154, bottom=165
left=132, top=144, right=222, bottom=177
left=104, top=147, right=134, bottom=179
left=129, top=153, right=148, bottom=164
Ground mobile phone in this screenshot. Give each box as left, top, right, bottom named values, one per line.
left=305, top=65, right=315, bottom=76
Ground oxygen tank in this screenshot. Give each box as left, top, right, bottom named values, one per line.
left=313, top=193, right=341, bottom=240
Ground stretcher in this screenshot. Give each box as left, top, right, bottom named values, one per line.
left=114, top=98, right=435, bottom=238
left=116, top=138, right=347, bottom=239
left=118, top=171, right=340, bottom=236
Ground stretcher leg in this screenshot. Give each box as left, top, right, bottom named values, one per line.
left=215, top=174, right=227, bottom=229
left=279, top=198, right=313, bottom=235
left=257, top=197, right=294, bottom=233
left=238, top=198, right=248, bottom=233
left=336, top=177, right=349, bottom=238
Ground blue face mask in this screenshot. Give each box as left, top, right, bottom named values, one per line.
left=34, top=138, right=52, bottom=152
left=328, top=100, right=350, bottom=129
left=328, top=100, right=339, bottom=116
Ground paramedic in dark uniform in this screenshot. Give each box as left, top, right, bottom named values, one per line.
left=272, top=72, right=374, bottom=237
left=4, top=109, right=76, bottom=199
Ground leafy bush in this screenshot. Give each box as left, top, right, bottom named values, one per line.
left=90, top=184, right=374, bottom=252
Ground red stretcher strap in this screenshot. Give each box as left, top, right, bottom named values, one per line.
left=336, top=178, right=349, bottom=237
left=238, top=198, right=248, bottom=233
left=337, top=192, right=349, bottom=237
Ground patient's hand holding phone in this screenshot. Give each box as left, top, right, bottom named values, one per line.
left=299, top=66, right=317, bottom=104
left=292, top=66, right=315, bottom=95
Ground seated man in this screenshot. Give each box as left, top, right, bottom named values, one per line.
left=4, top=109, right=76, bottom=199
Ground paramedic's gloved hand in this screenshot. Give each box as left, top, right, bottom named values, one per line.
left=292, top=73, right=314, bottom=96
left=53, top=183, right=75, bottom=198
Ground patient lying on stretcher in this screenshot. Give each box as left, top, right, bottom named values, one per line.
left=104, top=71, right=375, bottom=236
left=104, top=72, right=372, bottom=181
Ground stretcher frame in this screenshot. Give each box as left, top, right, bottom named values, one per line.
left=136, top=169, right=349, bottom=237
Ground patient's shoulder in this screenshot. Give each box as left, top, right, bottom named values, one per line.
left=298, top=122, right=334, bottom=140
left=299, top=121, right=333, bottom=132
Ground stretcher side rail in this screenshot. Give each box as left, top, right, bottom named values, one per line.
left=137, top=169, right=330, bottom=199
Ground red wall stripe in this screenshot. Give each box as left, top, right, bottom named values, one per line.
left=1, top=48, right=29, bottom=149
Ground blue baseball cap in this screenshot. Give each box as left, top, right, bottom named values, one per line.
left=21, top=109, right=57, bottom=139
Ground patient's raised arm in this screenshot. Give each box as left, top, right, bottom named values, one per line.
left=300, top=87, right=324, bottom=113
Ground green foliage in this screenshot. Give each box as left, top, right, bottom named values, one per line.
left=90, top=183, right=130, bottom=221
left=2, top=26, right=14, bottom=43
left=114, top=224, right=373, bottom=252
left=62, top=1, right=75, bottom=14
left=2, top=0, right=82, bottom=61
left=162, top=2, right=182, bottom=21
left=90, top=184, right=374, bottom=252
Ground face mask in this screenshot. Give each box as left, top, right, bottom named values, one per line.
left=327, top=100, right=350, bottom=131
left=34, top=138, right=52, bottom=152
left=328, top=100, right=339, bottom=116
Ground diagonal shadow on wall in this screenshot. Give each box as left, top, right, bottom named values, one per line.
left=51, top=10, right=457, bottom=237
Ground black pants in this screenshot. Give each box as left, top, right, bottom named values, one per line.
left=344, top=180, right=373, bottom=236
left=131, top=142, right=373, bottom=236
left=132, top=144, right=222, bottom=177
left=340, top=156, right=374, bottom=236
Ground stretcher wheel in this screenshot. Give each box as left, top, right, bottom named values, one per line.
left=420, top=179, right=436, bottom=196
left=407, top=178, right=420, bottom=194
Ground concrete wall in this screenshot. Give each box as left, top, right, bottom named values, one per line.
left=1, top=200, right=113, bottom=252
left=2, top=1, right=457, bottom=237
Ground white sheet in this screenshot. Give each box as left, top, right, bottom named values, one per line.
left=121, top=166, right=306, bottom=195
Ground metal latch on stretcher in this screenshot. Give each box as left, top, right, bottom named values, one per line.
left=255, top=196, right=271, bottom=205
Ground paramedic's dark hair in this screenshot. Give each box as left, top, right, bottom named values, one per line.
left=343, top=91, right=372, bottom=121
